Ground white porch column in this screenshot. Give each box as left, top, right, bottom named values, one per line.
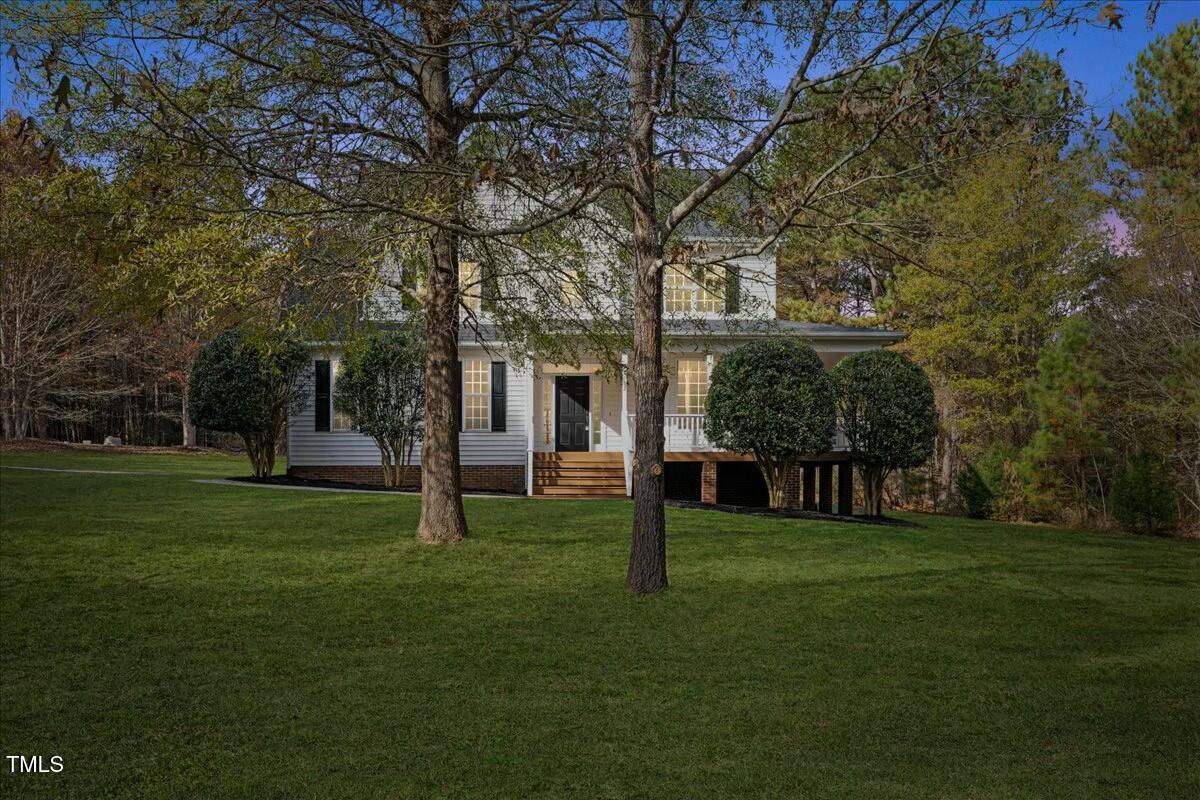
left=525, top=365, right=535, bottom=496
left=620, top=352, right=631, bottom=496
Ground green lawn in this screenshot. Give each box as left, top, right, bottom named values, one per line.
left=2, top=450, right=1197, bottom=799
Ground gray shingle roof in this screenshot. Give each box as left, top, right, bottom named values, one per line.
left=664, top=319, right=904, bottom=339
left=458, top=319, right=904, bottom=344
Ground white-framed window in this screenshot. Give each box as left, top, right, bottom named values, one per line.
left=561, top=267, right=584, bottom=306
left=696, top=269, right=725, bottom=313
left=331, top=359, right=354, bottom=432
left=542, top=378, right=553, bottom=445
left=676, top=358, right=709, bottom=414
left=664, top=265, right=724, bottom=313
left=463, top=359, right=490, bottom=431
left=459, top=260, right=480, bottom=314
left=592, top=378, right=602, bottom=446
left=664, top=265, right=691, bottom=313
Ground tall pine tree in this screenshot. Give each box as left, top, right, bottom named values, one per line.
left=1020, top=317, right=1111, bottom=526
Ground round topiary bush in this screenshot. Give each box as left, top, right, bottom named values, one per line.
left=832, top=349, right=938, bottom=517
left=704, top=338, right=837, bottom=508
left=189, top=329, right=309, bottom=478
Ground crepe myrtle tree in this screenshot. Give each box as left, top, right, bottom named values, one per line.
left=833, top=350, right=938, bottom=517
left=334, top=327, right=425, bottom=489
left=705, top=339, right=837, bottom=509
left=188, top=329, right=310, bottom=479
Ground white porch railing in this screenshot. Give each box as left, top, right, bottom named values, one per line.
left=626, top=414, right=710, bottom=451
left=667, top=413, right=709, bottom=450
left=627, top=414, right=850, bottom=453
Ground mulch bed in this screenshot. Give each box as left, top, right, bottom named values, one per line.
left=665, top=498, right=918, bottom=527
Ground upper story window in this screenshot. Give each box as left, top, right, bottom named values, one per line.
left=665, top=265, right=728, bottom=314
left=676, top=358, right=709, bottom=414
left=561, top=268, right=584, bottom=306
left=459, top=260, right=481, bottom=314
left=463, top=359, right=491, bottom=431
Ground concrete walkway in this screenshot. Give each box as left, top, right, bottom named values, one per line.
left=0, top=465, right=171, bottom=476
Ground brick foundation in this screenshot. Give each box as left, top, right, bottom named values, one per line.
left=783, top=463, right=802, bottom=509
left=288, top=464, right=526, bottom=494
left=700, top=461, right=718, bottom=504
left=782, top=461, right=855, bottom=514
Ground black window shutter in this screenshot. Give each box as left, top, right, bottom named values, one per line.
left=314, top=360, right=331, bottom=431
left=491, top=362, right=507, bottom=432
left=456, top=360, right=463, bottom=432
left=725, top=265, right=741, bottom=314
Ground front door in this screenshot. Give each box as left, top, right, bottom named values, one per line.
left=555, top=376, right=590, bottom=452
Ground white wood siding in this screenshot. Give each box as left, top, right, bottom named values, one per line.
left=288, top=348, right=530, bottom=467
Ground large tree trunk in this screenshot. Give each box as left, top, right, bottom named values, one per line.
left=625, top=1, right=668, bottom=594
left=415, top=4, right=468, bottom=544
left=418, top=229, right=468, bottom=543
left=180, top=379, right=197, bottom=448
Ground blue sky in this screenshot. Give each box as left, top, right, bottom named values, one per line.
left=1023, top=0, right=1197, bottom=112
left=2, top=1, right=1196, bottom=126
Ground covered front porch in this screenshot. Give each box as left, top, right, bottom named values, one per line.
left=525, top=353, right=721, bottom=462
left=524, top=353, right=852, bottom=505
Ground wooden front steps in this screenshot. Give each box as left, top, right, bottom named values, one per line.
left=533, top=452, right=627, bottom=498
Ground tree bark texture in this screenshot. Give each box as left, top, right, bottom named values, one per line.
left=625, top=1, right=668, bottom=593
left=415, top=2, right=468, bottom=544
left=244, top=434, right=276, bottom=479
left=417, top=230, right=468, bottom=543
left=757, top=457, right=792, bottom=510
left=180, top=380, right=196, bottom=447
left=860, top=465, right=888, bottom=517
left=375, top=440, right=396, bottom=487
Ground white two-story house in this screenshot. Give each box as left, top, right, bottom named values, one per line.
left=286, top=197, right=903, bottom=512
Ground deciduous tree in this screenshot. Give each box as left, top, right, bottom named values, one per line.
left=5, top=0, right=618, bottom=544
left=600, top=0, right=1089, bottom=591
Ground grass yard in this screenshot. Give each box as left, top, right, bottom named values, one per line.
left=1, top=449, right=1198, bottom=799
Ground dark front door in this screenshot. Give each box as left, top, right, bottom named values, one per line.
left=555, top=376, right=590, bottom=452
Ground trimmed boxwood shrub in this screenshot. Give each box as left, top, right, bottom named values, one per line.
left=704, top=338, right=836, bottom=508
